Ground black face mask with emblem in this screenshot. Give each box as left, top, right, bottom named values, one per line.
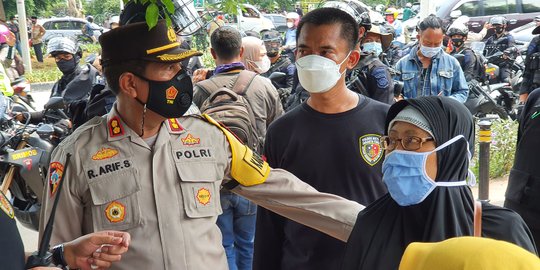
left=451, top=38, right=464, bottom=48
left=134, top=69, right=193, bottom=118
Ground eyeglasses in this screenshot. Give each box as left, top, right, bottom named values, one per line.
left=380, top=135, right=434, bottom=151
left=53, top=54, right=73, bottom=62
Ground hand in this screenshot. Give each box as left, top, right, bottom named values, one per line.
left=63, top=231, right=130, bottom=270
left=192, top=68, right=209, bottom=83
left=14, top=112, right=25, bottom=122
left=484, top=22, right=492, bottom=29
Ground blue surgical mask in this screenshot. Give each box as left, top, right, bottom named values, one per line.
left=419, top=45, right=441, bottom=58
left=382, top=135, right=475, bottom=206
left=362, top=42, right=383, bottom=56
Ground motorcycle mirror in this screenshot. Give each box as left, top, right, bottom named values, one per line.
left=268, top=72, right=286, bottom=81
left=450, top=10, right=462, bottom=19
left=508, top=19, right=517, bottom=25
left=44, top=97, right=65, bottom=111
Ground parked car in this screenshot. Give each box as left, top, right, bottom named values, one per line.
left=41, top=17, right=103, bottom=44
left=264, top=14, right=287, bottom=33
left=510, top=21, right=537, bottom=44
left=436, top=0, right=540, bottom=35
left=224, top=4, right=275, bottom=33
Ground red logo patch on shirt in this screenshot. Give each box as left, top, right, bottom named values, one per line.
left=49, top=162, right=64, bottom=197
left=108, top=117, right=124, bottom=137
left=181, top=133, right=200, bottom=146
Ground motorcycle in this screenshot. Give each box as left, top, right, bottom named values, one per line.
left=0, top=96, right=70, bottom=231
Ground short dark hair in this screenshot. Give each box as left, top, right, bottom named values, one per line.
left=103, top=60, right=148, bottom=95
left=211, top=26, right=242, bottom=61
left=296, top=8, right=359, bottom=50
left=31, top=16, right=37, bottom=19
left=418, top=14, right=443, bottom=32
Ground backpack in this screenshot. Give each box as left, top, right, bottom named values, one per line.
left=198, top=71, right=262, bottom=152
left=463, top=48, right=487, bottom=83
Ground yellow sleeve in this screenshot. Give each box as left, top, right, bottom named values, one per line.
left=201, top=114, right=270, bottom=186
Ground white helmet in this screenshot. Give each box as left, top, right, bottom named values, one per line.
left=286, top=12, right=300, bottom=20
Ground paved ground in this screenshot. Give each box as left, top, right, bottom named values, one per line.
left=16, top=88, right=511, bottom=252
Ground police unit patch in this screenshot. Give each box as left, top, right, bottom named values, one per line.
left=92, top=148, right=119, bottom=161
left=359, top=134, right=383, bottom=166
left=108, top=117, right=124, bottom=137
left=105, top=201, right=125, bottom=223
left=49, top=162, right=64, bottom=197
left=196, top=188, right=211, bottom=205
left=0, top=191, right=14, bottom=219
left=181, top=133, right=200, bottom=146
left=166, top=86, right=178, bottom=104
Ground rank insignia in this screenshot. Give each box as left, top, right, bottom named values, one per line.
left=105, top=201, right=126, bottom=223
left=166, top=86, right=178, bottom=104
left=167, top=118, right=184, bottom=132
left=49, top=162, right=64, bottom=197
left=92, top=148, right=119, bottom=161
left=181, top=133, right=200, bottom=146
left=167, top=27, right=177, bottom=42
left=196, top=188, right=211, bottom=205
left=108, top=117, right=124, bottom=137
left=359, top=134, right=383, bottom=166
left=0, top=191, right=14, bottom=219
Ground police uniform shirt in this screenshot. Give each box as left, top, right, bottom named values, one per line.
left=0, top=191, right=25, bottom=269
left=39, top=106, right=364, bottom=270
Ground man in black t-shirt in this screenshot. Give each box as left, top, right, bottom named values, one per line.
left=253, top=8, right=389, bottom=270
left=0, top=190, right=130, bottom=269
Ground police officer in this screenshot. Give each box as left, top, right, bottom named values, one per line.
left=447, top=23, right=483, bottom=82
left=261, top=30, right=295, bottom=107
left=484, top=16, right=515, bottom=83
left=519, top=17, right=540, bottom=103
left=353, top=24, right=394, bottom=104
left=39, top=19, right=363, bottom=270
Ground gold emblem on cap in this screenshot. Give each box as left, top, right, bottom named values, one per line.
left=168, top=27, right=177, bottom=43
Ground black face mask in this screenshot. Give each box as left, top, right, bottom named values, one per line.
left=451, top=38, right=464, bottom=48
left=495, top=26, right=504, bottom=34
left=267, top=51, right=278, bottom=58
left=135, top=69, right=193, bottom=119
left=56, top=58, right=78, bottom=74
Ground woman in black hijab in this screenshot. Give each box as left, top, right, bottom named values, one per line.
left=341, top=96, right=537, bottom=270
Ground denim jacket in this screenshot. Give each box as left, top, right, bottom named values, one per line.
left=395, top=46, right=469, bottom=103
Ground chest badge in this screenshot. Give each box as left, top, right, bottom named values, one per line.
left=181, top=133, right=200, bottom=146
left=92, top=148, right=119, bottom=161
left=49, top=162, right=64, bottom=197
left=359, top=134, right=383, bottom=166
left=0, top=192, right=14, bottom=219
left=196, top=188, right=211, bottom=205
left=105, top=201, right=126, bottom=223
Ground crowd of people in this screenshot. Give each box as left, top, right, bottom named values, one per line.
left=1, top=1, right=540, bottom=269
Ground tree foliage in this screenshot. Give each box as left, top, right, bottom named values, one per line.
left=4, top=0, right=64, bottom=18
left=84, top=0, right=123, bottom=25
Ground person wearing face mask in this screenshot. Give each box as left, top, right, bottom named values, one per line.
left=29, top=16, right=45, bottom=62
left=47, top=37, right=99, bottom=129
left=353, top=24, right=394, bottom=104
left=261, top=30, right=295, bottom=107
left=341, top=96, right=537, bottom=270
left=395, top=15, right=468, bottom=102
left=484, top=16, right=515, bottom=83
left=254, top=8, right=389, bottom=270
left=282, top=12, right=299, bottom=62
left=241, top=36, right=272, bottom=75
left=447, top=23, right=485, bottom=82
left=40, top=17, right=368, bottom=270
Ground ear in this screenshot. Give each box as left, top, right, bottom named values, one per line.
left=358, top=27, right=366, bottom=39
left=239, top=46, right=244, bottom=58
left=210, top=48, right=217, bottom=59
left=346, top=49, right=360, bottom=69
left=118, top=72, right=141, bottom=99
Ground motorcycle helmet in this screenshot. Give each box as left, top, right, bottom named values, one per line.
left=46, top=37, right=80, bottom=57
left=0, top=24, right=11, bottom=44
left=489, top=16, right=507, bottom=26
left=446, top=23, right=469, bottom=37
left=121, top=0, right=205, bottom=36
left=385, top=8, right=398, bottom=20
left=322, top=1, right=371, bottom=30
left=86, top=15, right=94, bottom=23
left=261, top=30, right=282, bottom=57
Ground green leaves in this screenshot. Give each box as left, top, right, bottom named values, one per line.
left=145, top=2, right=159, bottom=29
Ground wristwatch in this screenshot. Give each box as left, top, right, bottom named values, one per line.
left=51, top=244, right=68, bottom=269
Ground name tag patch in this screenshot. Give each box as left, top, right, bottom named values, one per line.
left=175, top=147, right=214, bottom=161
left=87, top=160, right=132, bottom=180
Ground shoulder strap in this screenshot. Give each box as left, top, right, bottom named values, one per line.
left=196, top=77, right=222, bottom=95
left=231, top=70, right=257, bottom=95
left=474, top=200, right=482, bottom=237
